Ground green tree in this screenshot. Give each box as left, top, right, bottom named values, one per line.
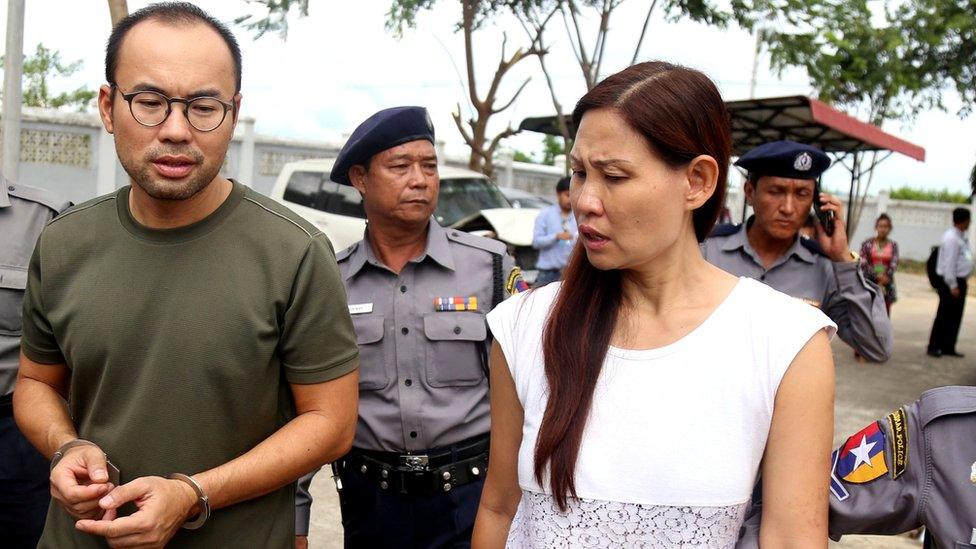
left=889, top=186, right=970, bottom=204
left=969, top=159, right=975, bottom=198
left=1, top=44, right=96, bottom=112
left=541, top=134, right=565, bottom=165
left=733, top=0, right=976, bottom=229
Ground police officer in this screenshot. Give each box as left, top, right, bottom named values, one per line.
left=737, top=385, right=976, bottom=548
left=0, top=180, right=70, bottom=547
left=702, top=140, right=892, bottom=362
left=295, top=106, right=523, bottom=548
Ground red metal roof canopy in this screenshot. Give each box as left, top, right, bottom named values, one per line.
left=727, top=95, right=925, bottom=161
left=519, top=95, right=926, bottom=162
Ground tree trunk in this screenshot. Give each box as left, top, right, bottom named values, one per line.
left=108, top=0, right=128, bottom=26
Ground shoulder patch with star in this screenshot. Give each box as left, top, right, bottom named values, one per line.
left=834, top=421, right=888, bottom=484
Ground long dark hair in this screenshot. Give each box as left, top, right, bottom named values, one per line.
left=536, top=61, right=731, bottom=510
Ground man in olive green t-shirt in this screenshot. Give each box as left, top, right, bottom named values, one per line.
left=12, top=4, right=359, bottom=548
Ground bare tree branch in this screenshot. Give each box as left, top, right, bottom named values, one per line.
left=493, top=77, right=532, bottom=114
left=631, top=0, right=659, bottom=65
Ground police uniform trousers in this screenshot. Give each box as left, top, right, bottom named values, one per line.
left=928, top=277, right=967, bottom=355
left=334, top=438, right=487, bottom=549
left=0, top=397, right=50, bottom=548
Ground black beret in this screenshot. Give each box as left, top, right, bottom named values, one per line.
left=331, top=106, right=436, bottom=186
left=734, top=140, right=831, bottom=180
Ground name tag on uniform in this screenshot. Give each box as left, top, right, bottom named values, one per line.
left=348, top=303, right=373, bottom=315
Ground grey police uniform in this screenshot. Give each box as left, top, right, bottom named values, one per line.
left=1, top=181, right=70, bottom=397
left=736, top=385, right=976, bottom=549
left=0, top=180, right=70, bottom=546
left=295, top=219, right=520, bottom=537
left=338, top=219, right=516, bottom=452
left=702, top=225, right=892, bottom=362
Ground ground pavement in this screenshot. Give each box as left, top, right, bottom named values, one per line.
left=305, top=272, right=975, bottom=548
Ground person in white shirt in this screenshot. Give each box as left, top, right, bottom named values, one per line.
left=471, top=61, right=836, bottom=549
left=927, top=207, right=973, bottom=357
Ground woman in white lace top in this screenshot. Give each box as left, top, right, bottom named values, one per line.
left=472, top=61, right=836, bottom=549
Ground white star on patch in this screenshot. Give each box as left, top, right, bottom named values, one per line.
left=849, top=435, right=877, bottom=469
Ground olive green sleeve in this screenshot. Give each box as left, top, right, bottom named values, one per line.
left=20, top=236, right=65, bottom=365
left=280, top=233, right=359, bottom=384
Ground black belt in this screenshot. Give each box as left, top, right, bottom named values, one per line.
left=341, top=435, right=489, bottom=496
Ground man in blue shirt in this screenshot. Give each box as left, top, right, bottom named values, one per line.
left=532, top=177, right=577, bottom=286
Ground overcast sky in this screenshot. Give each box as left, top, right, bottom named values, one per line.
left=5, top=0, right=975, bottom=195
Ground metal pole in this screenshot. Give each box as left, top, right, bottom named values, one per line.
left=749, top=29, right=762, bottom=99
left=2, top=0, right=25, bottom=183
left=847, top=152, right=858, bottom=236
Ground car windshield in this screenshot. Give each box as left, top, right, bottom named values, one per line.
left=435, top=177, right=511, bottom=226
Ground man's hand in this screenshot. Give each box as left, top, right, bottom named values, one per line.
left=556, top=231, right=572, bottom=241
left=75, top=476, right=198, bottom=548
left=951, top=287, right=962, bottom=299
left=814, top=192, right=854, bottom=262
left=296, top=535, right=309, bottom=549
left=50, top=443, right=114, bottom=519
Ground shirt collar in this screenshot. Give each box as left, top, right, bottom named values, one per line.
left=721, top=216, right=816, bottom=265
left=0, top=179, right=10, bottom=208
left=343, top=217, right=455, bottom=280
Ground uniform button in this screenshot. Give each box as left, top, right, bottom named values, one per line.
left=404, top=379, right=413, bottom=387
left=401, top=327, right=409, bottom=335
left=453, top=326, right=461, bottom=335
left=380, top=480, right=389, bottom=490
left=442, top=471, right=451, bottom=481
left=7, top=185, right=13, bottom=191
left=409, top=431, right=418, bottom=438
left=760, top=275, right=766, bottom=281
left=400, top=285, right=407, bottom=293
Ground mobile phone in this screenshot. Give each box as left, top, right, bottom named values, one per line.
left=814, top=179, right=835, bottom=236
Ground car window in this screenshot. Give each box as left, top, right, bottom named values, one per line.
left=322, top=182, right=366, bottom=219
left=283, top=170, right=326, bottom=208
left=436, top=178, right=510, bottom=226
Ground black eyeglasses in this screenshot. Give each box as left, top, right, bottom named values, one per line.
left=113, top=85, right=235, bottom=132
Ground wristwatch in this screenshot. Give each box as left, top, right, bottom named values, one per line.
left=168, top=473, right=210, bottom=530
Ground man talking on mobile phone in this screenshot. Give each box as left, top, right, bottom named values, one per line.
left=702, top=140, right=892, bottom=362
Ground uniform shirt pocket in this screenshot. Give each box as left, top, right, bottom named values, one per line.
left=351, top=315, right=391, bottom=391
left=423, top=312, right=487, bottom=388
left=0, top=266, right=28, bottom=336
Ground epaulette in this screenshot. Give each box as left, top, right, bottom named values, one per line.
left=335, top=241, right=359, bottom=262
left=6, top=182, right=71, bottom=213
left=917, top=385, right=976, bottom=426
left=799, top=237, right=828, bottom=257
left=708, top=223, right=741, bottom=238
left=445, top=228, right=507, bottom=256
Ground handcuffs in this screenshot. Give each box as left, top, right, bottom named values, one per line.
left=50, top=439, right=210, bottom=530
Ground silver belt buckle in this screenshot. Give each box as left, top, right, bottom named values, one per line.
left=400, top=454, right=429, bottom=472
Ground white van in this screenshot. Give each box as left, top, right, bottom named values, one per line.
left=269, top=158, right=541, bottom=271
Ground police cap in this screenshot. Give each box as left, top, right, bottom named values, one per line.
left=734, top=140, right=831, bottom=181
left=331, top=106, right=436, bottom=186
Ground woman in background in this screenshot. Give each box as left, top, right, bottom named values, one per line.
left=472, top=61, right=836, bottom=548
left=860, top=213, right=899, bottom=315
